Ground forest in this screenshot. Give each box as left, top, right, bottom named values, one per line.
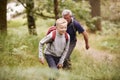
left=0, top=0, right=120, bottom=80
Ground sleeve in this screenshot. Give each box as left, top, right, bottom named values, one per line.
left=74, top=20, right=84, bottom=33
left=58, top=34, right=70, bottom=65
left=38, top=33, right=52, bottom=59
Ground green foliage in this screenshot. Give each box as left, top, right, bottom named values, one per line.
left=86, top=17, right=98, bottom=32
left=59, top=0, right=96, bottom=31
left=93, top=20, right=120, bottom=54
left=59, top=0, right=90, bottom=18
left=8, top=20, right=23, bottom=28
left=0, top=18, right=53, bottom=68
left=7, top=17, right=26, bottom=28
left=101, top=38, right=120, bottom=54
left=34, top=0, right=55, bottom=18
left=34, top=0, right=95, bottom=31
left=34, top=0, right=120, bottom=32
left=0, top=34, right=40, bottom=67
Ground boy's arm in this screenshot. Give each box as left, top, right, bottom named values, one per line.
left=58, top=34, right=70, bottom=66
left=39, top=33, right=52, bottom=63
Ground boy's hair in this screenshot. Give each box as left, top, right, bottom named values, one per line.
left=56, top=18, right=68, bottom=28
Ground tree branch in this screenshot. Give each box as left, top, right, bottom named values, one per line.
left=17, top=0, right=27, bottom=9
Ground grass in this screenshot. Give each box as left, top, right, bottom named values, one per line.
left=0, top=18, right=120, bottom=80
left=89, top=20, right=120, bottom=54
left=71, top=49, right=120, bottom=80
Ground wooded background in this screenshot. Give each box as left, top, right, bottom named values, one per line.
left=0, top=0, right=120, bottom=35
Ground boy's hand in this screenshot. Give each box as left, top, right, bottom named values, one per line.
left=57, top=64, right=63, bottom=69
left=39, top=58, right=44, bottom=65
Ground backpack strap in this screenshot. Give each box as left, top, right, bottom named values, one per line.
left=47, top=26, right=56, bottom=35
left=51, top=30, right=56, bottom=41
left=72, top=20, right=77, bottom=33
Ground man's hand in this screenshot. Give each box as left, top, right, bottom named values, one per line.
left=57, top=64, right=63, bottom=69
left=39, top=58, right=45, bottom=65
left=86, top=44, right=90, bottom=50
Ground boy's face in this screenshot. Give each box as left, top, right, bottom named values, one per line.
left=57, top=25, right=67, bottom=35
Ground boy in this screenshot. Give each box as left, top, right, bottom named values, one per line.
left=39, top=18, right=70, bottom=69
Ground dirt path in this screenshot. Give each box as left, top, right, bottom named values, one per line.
left=75, top=39, right=115, bottom=62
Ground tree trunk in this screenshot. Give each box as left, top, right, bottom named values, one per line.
left=0, top=0, right=7, bottom=35
left=26, top=0, right=37, bottom=35
left=89, top=0, right=102, bottom=31
left=54, top=0, right=59, bottom=20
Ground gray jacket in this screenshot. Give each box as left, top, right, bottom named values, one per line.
left=39, top=30, right=70, bottom=64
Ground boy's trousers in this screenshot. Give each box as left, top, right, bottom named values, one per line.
left=45, top=54, right=61, bottom=69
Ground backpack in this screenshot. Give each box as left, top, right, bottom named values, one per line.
left=46, top=26, right=69, bottom=41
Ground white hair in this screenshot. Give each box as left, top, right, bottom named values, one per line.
left=62, top=9, right=72, bottom=17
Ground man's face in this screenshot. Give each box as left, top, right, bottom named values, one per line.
left=63, top=14, right=71, bottom=23
left=57, top=25, right=67, bottom=35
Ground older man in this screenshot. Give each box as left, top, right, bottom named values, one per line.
left=62, top=9, right=90, bottom=69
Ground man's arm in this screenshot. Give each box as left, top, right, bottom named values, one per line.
left=82, top=31, right=90, bottom=50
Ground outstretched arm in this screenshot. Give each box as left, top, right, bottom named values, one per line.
left=82, top=31, right=90, bottom=50
left=39, top=33, right=53, bottom=64
left=39, top=42, right=45, bottom=65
